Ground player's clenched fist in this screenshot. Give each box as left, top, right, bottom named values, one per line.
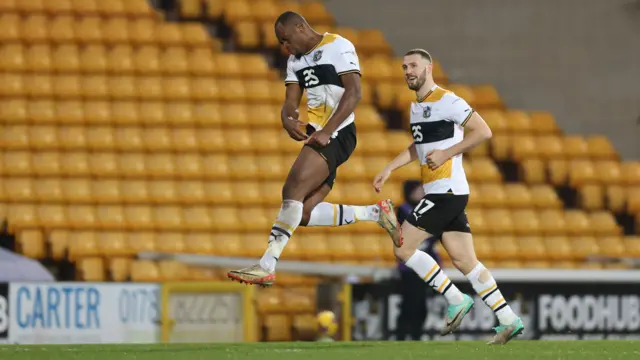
left=372, top=167, right=391, bottom=193
left=304, top=130, right=331, bottom=147
left=282, top=116, right=308, bottom=141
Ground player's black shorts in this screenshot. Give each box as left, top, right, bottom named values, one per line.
left=406, top=193, right=471, bottom=237
left=304, top=122, right=356, bottom=188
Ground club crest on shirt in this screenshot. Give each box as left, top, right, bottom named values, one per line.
left=313, top=50, right=323, bottom=62
left=423, top=106, right=431, bottom=118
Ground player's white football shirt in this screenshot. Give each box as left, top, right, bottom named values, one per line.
left=284, top=33, right=360, bottom=134
left=409, top=85, right=474, bottom=195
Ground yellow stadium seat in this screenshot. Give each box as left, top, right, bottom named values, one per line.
left=542, top=236, right=571, bottom=260
left=510, top=135, right=538, bottom=160
left=2, top=125, right=29, bottom=150
left=24, top=45, right=51, bottom=73
left=570, top=236, right=599, bottom=260
left=70, top=0, right=97, bottom=14
left=234, top=21, right=260, bottom=49
left=102, top=17, right=129, bottom=44
left=22, top=15, right=48, bottom=43
left=568, top=159, right=595, bottom=187
left=545, top=160, right=568, bottom=187
left=129, top=18, right=154, bottom=44
left=188, top=48, right=215, bottom=75
left=563, top=135, right=589, bottom=159
left=76, top=257, right=105, bottom=281
left=241, top=207, right=271, bottom=232
left=96, top=0, right=125, bottom=16
left=255, top=155, right=284, bottom=181
left=594, top=160, right=622, bottom=185
left=529, top=111, right=560, bottom=135
left=622, top=236, right=640, bottom=257
left=472, top=85, right=503, bottom=110
left=82, top=75, right=108, bottom=99
left=469, top=157, right=502, bottom=183
left=519, top=158, right=546, bottom=184
left=299, top=233, right=331, bottom=261
left=563, top=210, right=590, bottom=236
left=86, top=126, right=115, bottom=151
left=49, top=16, right=75, bottom=43
left=589, top=211, right=621, bottom=236
left=538, top=209, right=566, bottom=236
left=182, top=23, right=211, bottom=47
left=224, top=0, right=252, bottom=23
left=128, top=232, right=156, bottom=255
left=578, top=184, right=603, bottom=210
left=0, top=74, right=24, bottom=97
left=536, top=135, right=563, bottom=160
left=175, top=154, right=203, bottom=180
left=25, top=74, right=53, bottom=98
left=489, top=134, right=509, bottom=161
left=504, top=110, right=532, bottom=134
left=92, top=180, right=121, bottom=204
left=0, top=14, right=20, bottom=42
left=260, top=22, right=279, bottom=48
left=184, top=233, right=215, bottom=255
left=484, top=209, right=514, bottom=234
left=447, top=84, right=475, bottom=107
left=146, top=153, right=176, bottom=179
left=147, top=180, right=178, bottom=204
left=528, top=185, right=560, bottom=209
left=54, top=74, right=82, bottom=98
left=183, top=206, right=213, bottom=231
left=80, top=45, right=108, bottom=73
left=3, top=178, right=34, bottom=202
left=158, top=260, right=189, bottom=281
left=516, top=236, right=545, bottom=261
left=96, top=204, right=127, bottom=230
left=358, top=132, right=388, bottom=156
left=113, top=127, right=142, bottom=151
left=250, top=0, right=278, bottom=23
left=3, top=151, right=32, bottom=176
left=17, top=229, right=45, bottom=259
left=263, top=314, right=292, bottom=342
left=142, top=127, right=171, bottom=152
left=108, top=258, right=131, bottom=281
left=61, top=178, right=91, bottom=203
left=512, top=210, right=541, bottom=236
left=361, top=57, right=392, bottom=83
left=130, top=260, right=160, bottom=282
left=133, top=45, right=160, bottom=75
left=376, top=84, right=397, bottom=110
left=0, top=44, right=24, bottom=72
left=587, top=136, right=617, bottom=160
left=482, top=110, right=508, bottom=134
left=155, top=23, right=183, bottom=46
left=120, top=180, right=148, bottom=204
left=358, top=29, right=391, bottom=56
left=66, top=205, right=97, bottom=229
left=606, top=185, right=626, bottom=212
left=228, top=155, right=258, bottom=179
left=176, top=180, right=205, bottom=204
left=211, top=207, right=241, bottom=231
left=74, top=16, right=102, bottom=44
left=302, top=1, right=334, bottom=25
left=89, top=152, right=118, bottom=177
left=124, top=205, right=154, bottom=230
left=27, top=100, right=55, bottom=124
left=155, top=232, right=185, bottom=254
left=162, top=76, right=191, bottom=100
left=327, top=234, right=356, bottom=261
left=34, top=178, right=63, bottom=203
left=47, top=230, right=68, bottom=260
left=476, top=183, right=505, bottom=208
left=214, top=233, right=243, bottom=256
left=489, top=236, right=517, bottom=260
left=137, top=101, right=164, bottom=126
left=119, top=153, right=146, bottom=178
left=0, top=99, right=27, bottom=124
left=30, top=152, right=60, bottom=177
left=123, top=0, right=155, bottom=17
left=504, top=183, right=533, bottom=208
left=109, top=75, right=137, bottom=100
left=260, top=181, right=283, bottom=206
left=622, top=161, right=640, bottom=186
left=7, top=204, right=38, bottom=232
left=160, top=46, right=188, bottom=75
left=628, top=187, right=640, bottom=214
left=202, top=154, right=230, bottom=179
left=29, top=125, right=58, bottom=150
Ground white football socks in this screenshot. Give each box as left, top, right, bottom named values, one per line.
left=307, top=202, right=379, bottom=226
left=466, top=262, right=517, bottom=325
left=259, top=199, right=303, bottom=273
left=405, top=250, right=464, bottom=305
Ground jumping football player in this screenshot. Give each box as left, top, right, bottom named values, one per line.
left=373, top=49, right=524, bottom=344
left=227, top=12, right=401, bottom=286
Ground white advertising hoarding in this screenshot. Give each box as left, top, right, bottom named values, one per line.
left=8, top=283, right=160, bottom=344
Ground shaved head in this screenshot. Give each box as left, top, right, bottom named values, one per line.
left=275, top=11, right=307, bottom=28
left=274, top=11, right=319, bottom=57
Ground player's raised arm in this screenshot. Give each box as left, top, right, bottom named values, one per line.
left=282, top=57, right=308, bottom=141
left=373, top=142, right=418, bottom=193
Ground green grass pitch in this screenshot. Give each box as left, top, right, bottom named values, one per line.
left=0, top=341, right=638, bottom=360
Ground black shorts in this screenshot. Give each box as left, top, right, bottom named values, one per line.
left=304, top=122, right=357, bottom=188
left=406, top=193, right=471, bottom=237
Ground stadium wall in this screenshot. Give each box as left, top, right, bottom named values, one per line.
left=323, top=0, right=640, bottom=159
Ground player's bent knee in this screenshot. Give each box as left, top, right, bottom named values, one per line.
left=451, top=258, right=478, bottom=275
left=299, top=209, right=312, bottom=226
